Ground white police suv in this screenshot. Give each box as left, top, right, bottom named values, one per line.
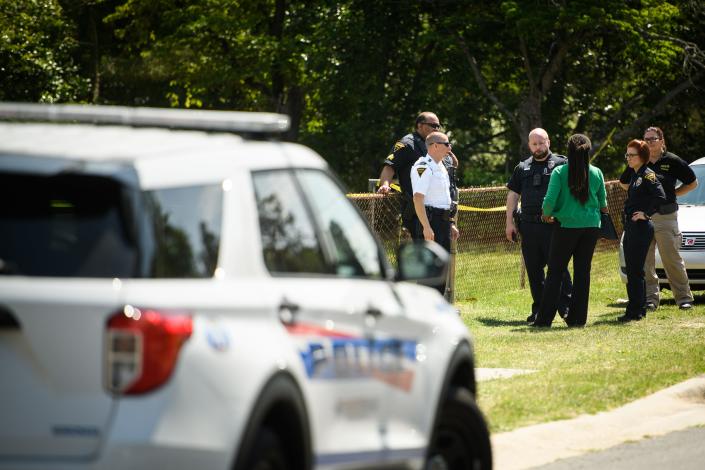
left=0, top=103, right=491, bottom=470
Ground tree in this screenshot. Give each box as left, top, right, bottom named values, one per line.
left=0, top=0, right=88, bottom=101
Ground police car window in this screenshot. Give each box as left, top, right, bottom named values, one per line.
left=295, top=169, right=383, bottom=279
left=0, top=170, right=140, bottom=277
left=144, top=184, right=222, bottom=278
left=253, top=171, right=328, bottom=274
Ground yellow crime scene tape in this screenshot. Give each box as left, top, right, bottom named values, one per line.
left=349, top=183, right=506, bottom=212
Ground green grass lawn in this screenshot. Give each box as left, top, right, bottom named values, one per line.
left=457, top=250, right=705, bottom=433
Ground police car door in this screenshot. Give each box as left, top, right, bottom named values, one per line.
left=294, top=169, right=432, bottom=467
left=252, top=168, right=392, bottom=467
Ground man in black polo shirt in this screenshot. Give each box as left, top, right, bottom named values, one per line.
left=377, top=112, right=458, bottom=238
left=619, top=126, right=698, bottom=310
left=505, top=128, right=572, bottom=323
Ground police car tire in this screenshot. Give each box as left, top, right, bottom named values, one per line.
left=245, top=428, right=288, bottom=470
left=427, top=387, right=492, bottom=470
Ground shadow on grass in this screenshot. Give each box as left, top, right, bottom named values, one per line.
left=476, top=317, right=527, bottom=327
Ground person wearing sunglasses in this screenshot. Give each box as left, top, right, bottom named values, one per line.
left=619, top=126, right=698, bottom=311
left=505, top=128, right=573, bottom=324
left=377, top=112, right=458, bottom=239
left=410, top=131, right=458, bottom=294
left=620, top=139, right=666, bottom=322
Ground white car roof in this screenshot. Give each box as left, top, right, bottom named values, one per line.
left=0, top=123, right=325, bottom=169
left=691, top=156, right=705, bottom=166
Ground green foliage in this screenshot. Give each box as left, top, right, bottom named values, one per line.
left=3, top=0, right=704, bottom=187
left=0, top=0, right=88, bottom=101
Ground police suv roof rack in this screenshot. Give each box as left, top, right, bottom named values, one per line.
left=0, top=102, right=290, bottom=134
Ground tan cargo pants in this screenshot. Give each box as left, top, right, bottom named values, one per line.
left=644, top=211, right=694, bottom=307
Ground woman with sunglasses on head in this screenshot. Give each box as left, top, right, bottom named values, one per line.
left=530, top=134, right=607, bottom=328
left=620, top=140, right=666, bottom=322
left=619, top=127, right=698, bottom=311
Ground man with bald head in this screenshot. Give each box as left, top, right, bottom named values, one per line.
left=506, top=128, right=573, bottom=323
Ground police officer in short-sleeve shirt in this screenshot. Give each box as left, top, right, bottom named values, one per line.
left=505, top=128, right=572, bottom=323
left=378, top=112, right=458, bottom=235
left=411, top=131, right=457, bottom=294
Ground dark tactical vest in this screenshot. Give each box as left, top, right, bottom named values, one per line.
left=518, top=153, right=566, bottom=219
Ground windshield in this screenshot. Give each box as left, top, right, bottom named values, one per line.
left=677, top=164, right=705, bottom=206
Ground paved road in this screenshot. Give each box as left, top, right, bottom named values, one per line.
left=491, top=375, right=705, bottom=470
left=534, top=426, right=705, bottom=470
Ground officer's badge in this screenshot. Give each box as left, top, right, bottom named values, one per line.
left=417, top=167, right=427, bottom=177
left=644, top=171, right=656, bottom=182
left=548, top=160, right=555, bottom=170
left=393, top=142, right=405, bottom=152
left=635, top=177, right=642, bottom=187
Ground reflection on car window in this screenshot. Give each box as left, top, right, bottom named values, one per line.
left=253, top=171, right=328, bottom=274
left=145, top=185, right=222, bottom=278
left=0, top=171, right=139, bottom=277
left=677, top=165, right=705, bottom=205
left=296, top=170, right=383, bottom=279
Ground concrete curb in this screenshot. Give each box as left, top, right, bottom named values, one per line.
left=491, top=374, right=705, bottom=470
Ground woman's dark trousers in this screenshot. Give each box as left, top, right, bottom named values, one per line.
left=623, top=219, right=654, bottom=318
left=535, top=226, right=599, bottom=326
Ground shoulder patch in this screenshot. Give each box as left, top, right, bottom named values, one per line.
left=644, top=171, right=657, bottom=182
left=417, top=167, right=427, bottom=177
left=387, top=154, right=394, bottom=161
left=393, top=141, right=405, bottom=152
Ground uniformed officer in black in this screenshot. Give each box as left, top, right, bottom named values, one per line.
left=505, top=128, right=572, bottom=323
left=378, top=112, right=458, bottom=237
left=411, top=131, right=458, bottom=294
left=620, top=139, right=666, bottom=322
left=618, top=126, right=698, bottom=310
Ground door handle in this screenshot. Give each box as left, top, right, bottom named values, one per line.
left=365, top=306, right=383, bottom=318
left=278, top=299, right=300, bottom=325
left=0, top=306, right=20, bottom=330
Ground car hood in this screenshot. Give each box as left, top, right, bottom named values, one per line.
left=677, top=204, right=705, bottom=232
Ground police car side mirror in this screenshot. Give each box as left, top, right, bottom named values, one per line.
left=395, top=241, right=448, bottom=286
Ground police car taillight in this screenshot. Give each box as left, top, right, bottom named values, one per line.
left=105, top=306, right=192, bottom=395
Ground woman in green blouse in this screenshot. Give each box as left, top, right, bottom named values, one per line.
left=531, top=134, right=608, bottom=327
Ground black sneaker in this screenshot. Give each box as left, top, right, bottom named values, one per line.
left=526, top=313, right=537, bottom=323
left=645, top=303, right=657, bottom=312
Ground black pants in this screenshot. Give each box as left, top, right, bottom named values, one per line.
left=520, top=222, right=572, bottom=315
left=535, top=226, right=599, bottom=326
left=623, top=218, right=654, bottom=318
left=414, top=209, right=451, bottom=295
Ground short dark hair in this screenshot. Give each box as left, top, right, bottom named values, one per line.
left=644, top=126, right=667, bottom=151
left=627, top=139, right=650, bottom=164
left=416, top=112, right=435, bottom=126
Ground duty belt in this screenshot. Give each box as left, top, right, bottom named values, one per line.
left=425, top=206, right=452, bottom=221
left=520, top=213, right=545, bottom=223
left=657, top=202, right=678, bottom=215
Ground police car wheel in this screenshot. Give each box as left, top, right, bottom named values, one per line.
left=244, top=428, right=288, bottom=470
left=426, top=387, right=492, bottom=470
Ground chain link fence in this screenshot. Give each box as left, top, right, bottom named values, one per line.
left=350, top=181, right=627, bottom=302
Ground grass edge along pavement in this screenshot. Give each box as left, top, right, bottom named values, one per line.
left=460, top=252, right=705, bottom=434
